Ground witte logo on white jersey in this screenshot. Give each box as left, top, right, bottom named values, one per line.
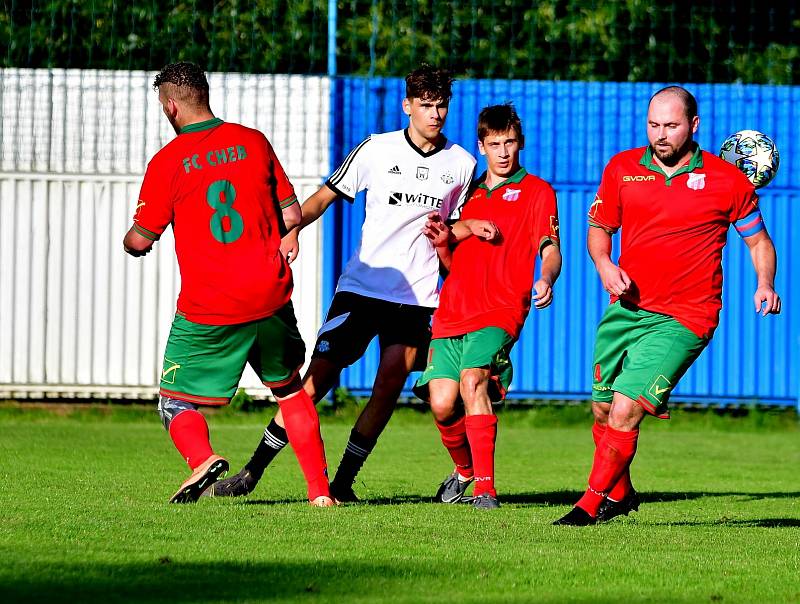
left=686, top=173, right=706, bottom=190
left=502, top=188, right=521, bottom=202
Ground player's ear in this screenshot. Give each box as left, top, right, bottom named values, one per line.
left=402, top=97, right=412, bottom=116
left=477, top=140, right=486, bottom=156
left=691, top=115, right=699, bottom=134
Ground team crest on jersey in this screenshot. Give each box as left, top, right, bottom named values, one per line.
left=550, top=215, right=560, bottom=240
left=416, top=166, right=429, bottom=181
left=686, top=173, right=706, bottom=190
left=502, top=188, right=521, bottom=202
left=589, top=195, right=603, bottom=218
left=440, top=171, right=454, bottom=184
left=134, top=199, right=146, bottom=222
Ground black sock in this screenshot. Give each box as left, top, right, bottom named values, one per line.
left=331, top=428, right=377, bottom=489
left=244, top=418, right=288, bottom=480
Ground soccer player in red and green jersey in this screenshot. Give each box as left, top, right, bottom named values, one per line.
left=414, top=103, right=562, bottom=509
left=554, top=86, right=781, bottom=525
left=122, top=62, right=333, bottom=506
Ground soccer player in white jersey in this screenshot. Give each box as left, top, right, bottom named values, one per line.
left=206, top=64, right=492, bottom=502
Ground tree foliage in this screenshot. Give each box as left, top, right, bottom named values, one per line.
left=2, top=0, right=798, bottom=84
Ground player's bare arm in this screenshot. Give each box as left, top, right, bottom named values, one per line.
left=587, top=226, right=631, bottom=296
left=742, top=229, right=781, bottom=315
left=123, top=226, right=154, bottom=257
left=422, top=212, right=454, bottom=271
left=533, top=244, right=563, bottom=309
left=454, top=218, right=500, bottom=242
left=280, top=184, right=338, bottom=263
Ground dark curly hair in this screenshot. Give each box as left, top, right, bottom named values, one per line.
left=153, top=62, right=210, bottom=108
left=405, top=64, right=454, bottom=102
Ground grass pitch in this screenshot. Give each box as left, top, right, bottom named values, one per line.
left=1, top=404, right=798, bottom=603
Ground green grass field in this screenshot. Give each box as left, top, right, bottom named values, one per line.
left=1, top=404, right=799, bottom=603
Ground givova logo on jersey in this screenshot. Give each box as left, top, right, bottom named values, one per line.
left=389, top=191, right=443, bottom=209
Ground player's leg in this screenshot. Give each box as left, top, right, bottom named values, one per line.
left=459, top=327, right=515, bottom=510
left=207, top=294, right=369, bottom=498
left=209, top=356, right=342, bottom=498
left=272, top=374, right=333, bottom=507
left=555, top=305, right=707, bottom=525
left=158, top=316, right=253, bottom=502
left=588, top=304, right=638, bottom=515
left=248, top=302, right=332, bottom=505
left=415, top=338, right=473, bottom=502
left=329, top=342, right=417, bottom=501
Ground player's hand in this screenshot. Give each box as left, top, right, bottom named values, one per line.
left=468, top=219, right=500, bottom=242
left=532, top=279, right=554, bottom=309
left=753, top=285, right=781, bottom=316
left=597, top=260, right=631, bottom=296
left=281, top=229, right=299, bottom=264
left=422, top=212, right=452, bottom=248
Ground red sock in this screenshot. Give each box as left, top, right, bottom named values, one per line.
left=576, top=426, right=639, bottom=517
left=465, top=414, right=498, bottom=497
left=592, top=421, right=633, bottom=502
left=435, top=416, right=473, bottom=479
left=168, top=409, right=214, bottom=470
left=278, top=389, right=330, bottom=500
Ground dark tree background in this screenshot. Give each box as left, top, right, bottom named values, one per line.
left=2, top=0, right=798, bottom=83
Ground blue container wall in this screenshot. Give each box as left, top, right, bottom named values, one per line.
left=326, top=78, right=799, bottom=406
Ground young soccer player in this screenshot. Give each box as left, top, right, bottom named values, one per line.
left=208, top=64, right=499, bottom=502
left=414, top=103, right=562, bottom=509
left=123, top=62, right=332, bottom=506
left=554, top=86, right=781, bottom=525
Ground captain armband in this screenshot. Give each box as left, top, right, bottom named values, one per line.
left=734, top=209, right=765, bottom=238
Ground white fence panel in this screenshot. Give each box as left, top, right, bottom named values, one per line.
left=0, top=68, right=329, bottom=399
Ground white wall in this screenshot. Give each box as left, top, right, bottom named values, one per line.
left=0, top=69, right=329, bottom=398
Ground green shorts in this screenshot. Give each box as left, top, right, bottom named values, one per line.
left=413, top=326, right=515, bottom=403
left=592, top=301, right=708, bottom=418
left=159, top=302, right=305, bottom=406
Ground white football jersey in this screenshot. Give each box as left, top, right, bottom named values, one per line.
left=326, top=129, right=476, bottom=307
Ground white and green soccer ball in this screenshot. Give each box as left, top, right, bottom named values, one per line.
left=719, top=129, right=780, bottom=189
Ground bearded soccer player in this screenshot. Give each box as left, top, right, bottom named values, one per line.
left=123, top=62, right=332, bottom=506
left=206, top=63, right=494, bottom=502
left=413, top=103, right=562, bottom=509
left=554, top=86, right=781, bottom=525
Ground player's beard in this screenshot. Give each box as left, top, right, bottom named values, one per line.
left=650, top=137, right=692, bottom=167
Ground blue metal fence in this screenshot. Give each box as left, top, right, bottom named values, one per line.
left=325, top=77, right=799, bottom=407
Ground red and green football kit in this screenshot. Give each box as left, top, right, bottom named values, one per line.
left=133, top=118, right=298, bottom=325
left=589, top=144, right=759, bottom=339
left=431, top=167, right=560, bottom=340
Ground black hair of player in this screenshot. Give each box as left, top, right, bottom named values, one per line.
left=405, top=64, right=454, bottom=102
left=649, top=85, right=698, bottom=121
left=153, top=62, right=210, bottom=108
left=477, top=103, right=524, bottom=145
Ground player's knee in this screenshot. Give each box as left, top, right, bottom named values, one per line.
left=157, top=396, right=197, bottom=430
left=459, top=369, right=489, bottom=398
left=429, top=396, right=457, bottom=424
left=592, top=401, right=611, bottom=425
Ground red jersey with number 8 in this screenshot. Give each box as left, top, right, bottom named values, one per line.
left=133, top=118, right=297, bottom=325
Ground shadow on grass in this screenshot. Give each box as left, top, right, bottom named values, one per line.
left=238, top=490, right=800, bottom=507
left=650, top=518, right=800, bottom=528
left=3, top=560, right=437, bottom=603
left=500, top=490, right=800, bottom=506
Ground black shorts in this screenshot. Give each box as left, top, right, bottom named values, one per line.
left=312, top=291, right=433, bottom=368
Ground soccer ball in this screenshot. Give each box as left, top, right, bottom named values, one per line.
left=719, top=130, right=780, bottom=189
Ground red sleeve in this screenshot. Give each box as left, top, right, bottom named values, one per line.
left=588, top=161, right=621, bottom=233
left=729, top=171, right=760, bottom=223
left=531, top=182, right=560, bottom=257
left=264, top=137, right=297, bottom=209
left=133, top=157, right=174, bottom=241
